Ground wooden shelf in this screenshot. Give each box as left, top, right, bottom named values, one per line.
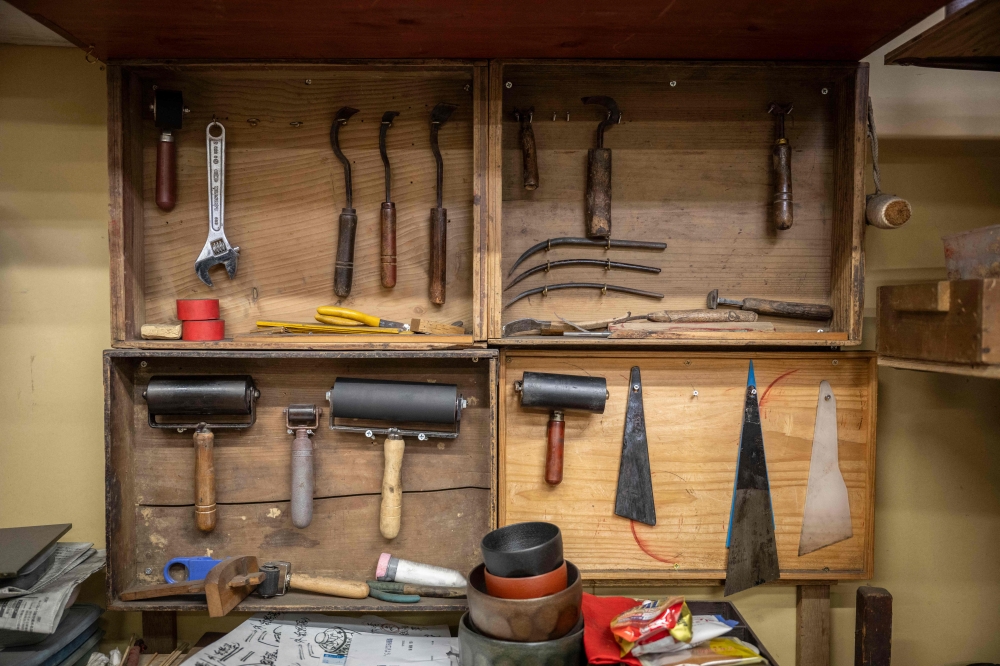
left=886, top=0, right=1000, bottom=71
left=11, top=0, right=944, bottom=62
left=878, top=355, right=1000, bottom=379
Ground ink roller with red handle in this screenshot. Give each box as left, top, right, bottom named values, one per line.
left=144, top=376, right=259, bottom=533
left=513, top=372, right=608, bottom=486
left=327, top=378, right=466, bottom=540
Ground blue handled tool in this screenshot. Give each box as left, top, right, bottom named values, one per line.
left=163, top=556, right=223, bottom=583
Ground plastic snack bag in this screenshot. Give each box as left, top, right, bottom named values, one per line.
left=632, top=615, right=735, bottom=656
left=636, top=637, right=767, bottom=666
left=612, top=597, right=692, bottom=656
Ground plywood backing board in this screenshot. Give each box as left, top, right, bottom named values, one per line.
left=499, top=351, right=876, bottom=582
left=105, top=349, right=497, bottom=611
left=490, top=62, right=867, bottom=346
left=110, top=64, right=487, bottom=348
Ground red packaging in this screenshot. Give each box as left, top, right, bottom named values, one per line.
left=176, top=298, right=220, bottom=321
left=610, top=596, right=685, bottom=645
left=582, top=593, right=642, bottom=666
left=182, top=319, right=225, bottom=341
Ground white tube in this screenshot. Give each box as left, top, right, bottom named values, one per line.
left=376, top=552, right=466, bottom=587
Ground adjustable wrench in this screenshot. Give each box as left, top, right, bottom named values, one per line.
left=195, top=121, right=239, bottom=287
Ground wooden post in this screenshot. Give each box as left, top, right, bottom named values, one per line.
left=855, top=586, right=892, bottom=666
left=796, top=584, right=831, bottom=666
left=142, top=611, right=177, bottom=653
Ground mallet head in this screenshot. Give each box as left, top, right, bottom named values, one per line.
left=707, top=289, right=720, bottom=309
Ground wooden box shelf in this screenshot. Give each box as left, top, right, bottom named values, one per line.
left=109, top=63, right=488, bottom=350
left=499, top=351, right=877, bottom=583
left=488, top=61, right=868, bottom=346
left=104, top=349, right=496, bottom=612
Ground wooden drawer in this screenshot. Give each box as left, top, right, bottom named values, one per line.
left=108, top=63, right=488, bottom=350
left=877, top=279, right=1000, bottom=366
left=488, top=61, right=868, bottom=347
left=499, top=351, right=876, bottom=583
left=104, top=349, right=496, bottom=612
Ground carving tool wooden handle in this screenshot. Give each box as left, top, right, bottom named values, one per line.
left=585, top=148, right=612, bottom=238
left=648, top=309, right=759, bottom=323
left=291, top=573, right=369, bottom=599
left=380, top=434, right=405, bottom=539
left=772, top=139, right=793, bottom=230
left=156, top=133, right=176, bottom=212
left=193, top=429, right=216, bottom=533
left=520, top=115, right=539, bottom=190
left=381, top=202, right=397, bottom=288
left=545, top=411, right=565, bottom=485
left=334, top=208, right=358, bottom=298
left=290, top=429, right=314, bottom=529
left=429, top=207, right=447, bottom=304
left=742, top=298, right=832, bottom=320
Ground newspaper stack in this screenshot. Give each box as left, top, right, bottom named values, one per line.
left=0, top=544, right=106, bottom=647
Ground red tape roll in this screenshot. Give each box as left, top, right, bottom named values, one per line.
left=182, top=319, right=225, bottom=341
left=177, top=299, right=220, bottom=321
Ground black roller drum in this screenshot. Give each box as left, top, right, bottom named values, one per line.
left=330, top=377, right=461, bottom=424
left=144, top=376, right=255, bottom=416
left=518, top=372, right=607, bottom=413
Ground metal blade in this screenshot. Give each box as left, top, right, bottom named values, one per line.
left=798, top=380, right=853, bottom=555
left=615, top=366, right=656, bottom=526
left=725, top=361, right=779, bottom=596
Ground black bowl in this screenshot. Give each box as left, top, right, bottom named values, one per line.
left=481, top=522, right=563, bottom=578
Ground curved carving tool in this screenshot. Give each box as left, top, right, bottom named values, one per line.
left=508, top=237, right=666, bottom=276
left=506, top=258, right=661, bottom=290
left=195, top=121, right=240, bottom=287
left=615, top=367, right=656, bottom=525
left=429, top=102, right=458, bottom=304
left=768, top=103, right=794, bottom=231
left=725, top=361, right=779, bottom=596
left=505, top=282, right=664, bottom=308
left=513, top=107, right=538, bottom=190
left=379, top=111, right=400, bottom=288
left=798, top=380, right=852, bottom=555
left=582, top=96, right=621, bottom=239
left=331, top=106, right=360, bottom=297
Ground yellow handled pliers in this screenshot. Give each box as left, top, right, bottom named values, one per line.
left=315, top=306, right=410, bottom=331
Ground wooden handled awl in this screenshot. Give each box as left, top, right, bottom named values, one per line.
left=708, top=289, right=833, bottom=321
left=514, top=107, right=538, bottom=190
left=768, top=103, right=794, bottom=231
left=429, top=102, right=458, bottom=305
left=331, top=106, right=360, bottom=298
left=582, top=96, right=621, bottom=239
left=380, top=111, right=400, bottom=288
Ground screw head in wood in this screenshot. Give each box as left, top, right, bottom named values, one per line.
left=505, top=81, right=512, bottom=89
left=145, top=568, right=152, bottom=574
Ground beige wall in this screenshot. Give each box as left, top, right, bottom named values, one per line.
left=2, top=15, right=999, bottom=664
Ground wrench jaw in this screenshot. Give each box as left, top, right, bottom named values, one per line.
left=195, top=239, right=240, bottom=287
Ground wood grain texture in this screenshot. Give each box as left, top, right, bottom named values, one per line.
left=797, top=584, right=831, bottom=666
left=487, top=61, right=504, bottom=340
left=877, top=355, right=1000, bottom=379
left=9, top=0, right=944, bottom=62
left=499, top=351, right=876, bottom=582
left=472, top=64, right=489, bottom=342
left=886, top=0, right=1000, bottom=71
left=493, top=62, right=866, bottom=346
left=855, top=586, right=892, bottom=666
left=141, top=611, right=177, bottom=652
left=121, top=65, right=479, bottom=348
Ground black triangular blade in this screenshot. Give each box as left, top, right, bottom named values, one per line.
left=615, top=366, right=656, bottom=526
left=725, top=366, right=779, bottom=596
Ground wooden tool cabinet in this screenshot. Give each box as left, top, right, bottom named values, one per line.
left=99, top=59, right=879, bottom=666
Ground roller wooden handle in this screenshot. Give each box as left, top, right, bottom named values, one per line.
left=290, top=573, right=369, bottom=599
left=742, top=298, right=833, bottom=321
left=648, top=309, right=758, bottom=323
left=585, top=148, right=612, bottom=238
left=520, top=120, right=539, bottom=190
left=381, top=202, right=397, bottom=288
left=193, top=429, right=216, bottom=533
left=772, top=140, right=793, bottom=230
left=290, top=429, right=314, bottom=529
left=334, top=208, right=358, bottom=298
left=545, top=413, right=565, bottom=486
left=156, top=133, right=176, bottom=212
left=430, top=207, right=447, bottom=305
left=380, top=435, right=405, bottom=539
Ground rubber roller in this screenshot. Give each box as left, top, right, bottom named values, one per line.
left=514, top=372, right=608, bottom=486
left=286, top=404, right=321, bottom=529
left=328, top=378, right=465, bottom=540
left=144, top=376, right=259, bottom=533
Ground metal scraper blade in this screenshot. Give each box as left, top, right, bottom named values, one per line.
left=725, top=361, right=779, bottom=596
left=615, top=366, right=656, bottom=526
left=798, top=380, right=853, bottom=556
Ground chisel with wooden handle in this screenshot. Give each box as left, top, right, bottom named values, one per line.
left=514, top=107, right=538, bottom=190
left=768, top=102, right=794, bottom=231
left=331, top=106, right=360, bottom=298
left=429, top=102, right=458, bottom=305
left=582, top=96, right=621, bottom=239
left=708, top=289, right=832, bottom=321
left=380, top=111, right=400, bottom=288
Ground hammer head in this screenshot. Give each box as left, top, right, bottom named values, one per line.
left=335, top=106, right=360, bottom=125
left=431, top=102, right=458, bottom=126
left=707, top=289, right=720, bottom=309
left=582, top=96, right=622, bottom=124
